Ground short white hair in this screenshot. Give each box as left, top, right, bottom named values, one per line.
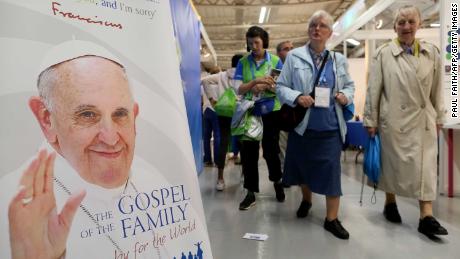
left=37, top=56, right=129, bottom=112
left=393, top=5, right=422, bottom=29
left=37, top=65, right=59, bottom=111
left=308, top=10, right=334, bottom=30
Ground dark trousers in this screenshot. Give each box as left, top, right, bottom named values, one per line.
left=216, top=116, right=232, bottom=170
left=241, top=111, right=282, bottom=192
left=203, top=108, right=220, bottom=164
left=231, top=136, right=240, bottom=156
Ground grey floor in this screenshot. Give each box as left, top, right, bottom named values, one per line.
left=199, top=150, right=460, bottom=259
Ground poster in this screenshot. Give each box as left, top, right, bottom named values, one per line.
left=0, top=0, right=213, bottom=258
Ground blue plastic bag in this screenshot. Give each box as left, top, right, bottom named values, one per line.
left=360, top=134, right=380, bottom=205
left=252, top=97, right=275, bottom=116
left=343, top=103, right=355, bottom=121
left=363, top=134, right=380, bottom=184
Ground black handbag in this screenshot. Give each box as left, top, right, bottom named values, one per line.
left=278, top=51, right=329, bottom=132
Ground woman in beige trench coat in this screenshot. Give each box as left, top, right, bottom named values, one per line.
left=363, top=5, right=448, bottom=238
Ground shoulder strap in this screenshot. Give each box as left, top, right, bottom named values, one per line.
left=333, top=52, right=338, bottom=94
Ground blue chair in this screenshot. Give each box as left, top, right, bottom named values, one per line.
left=345, top=121, right=369, bottom=163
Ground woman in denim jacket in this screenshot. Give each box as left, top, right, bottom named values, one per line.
left=276, top=10, right=355, bottom=240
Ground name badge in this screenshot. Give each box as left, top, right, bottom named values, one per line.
left=314, top=86, right=330, bottom=108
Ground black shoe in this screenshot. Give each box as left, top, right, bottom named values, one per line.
left=204, top=161, right=214, bottom=167
left=239, top=192, right=256, bottom=210
left=274, top=182, right=285, bottom=202
left=324, top=218, right=350, bottom=240
left=383, top=203, right=402, bottom=223
left=296, top=200, right=312, bottom=218
left=282, top=183, right=291, bottom=188
left=418, top=216, right=448, bottom=236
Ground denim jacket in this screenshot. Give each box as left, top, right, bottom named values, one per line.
left=276, top=45, right=355, bottom=142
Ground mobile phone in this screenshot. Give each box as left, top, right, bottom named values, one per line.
left=271, top=68, right=281, bottom=77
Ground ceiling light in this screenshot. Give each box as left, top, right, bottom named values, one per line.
left=375, top=19, right=383, bottom=29
left=346, top=38, right=360, bottom=46
left=265, top=7, right=271, bottom=23
left=430, top=23, right=440, bottom=28
left=259, top=6, right=267, bottom=24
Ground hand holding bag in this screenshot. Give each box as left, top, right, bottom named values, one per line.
left=277, top=102, right=309, bottom=131
left=278, top=51, right=329, bottom=132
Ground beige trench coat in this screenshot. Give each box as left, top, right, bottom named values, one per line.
left=363, top=40, right=445, bottom=201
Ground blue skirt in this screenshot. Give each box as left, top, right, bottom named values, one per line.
left=283, top=130, right=342, bottom=196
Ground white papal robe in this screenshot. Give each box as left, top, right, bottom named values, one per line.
left=0, top=151, right=209, bottom=259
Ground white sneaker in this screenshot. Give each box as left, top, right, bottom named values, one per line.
left=216, top=180, right=225, bottom=191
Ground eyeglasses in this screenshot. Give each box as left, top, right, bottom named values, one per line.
left=281, top=47, right=293, bottom=51
left=309, top=22, right=330, bottom=30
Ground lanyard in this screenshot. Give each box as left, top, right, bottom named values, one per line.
left=249, top=52, right=271, bottom=80
left=313, top=55, right=329, bottom=87
left=317, top=61, right=328, bottom=86
left=308, top=47, right=328, bottom=86
left=307, top=49, right=329, bottom=98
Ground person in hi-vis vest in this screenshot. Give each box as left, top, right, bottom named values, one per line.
left=233, top=26, right=285, bottom=210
